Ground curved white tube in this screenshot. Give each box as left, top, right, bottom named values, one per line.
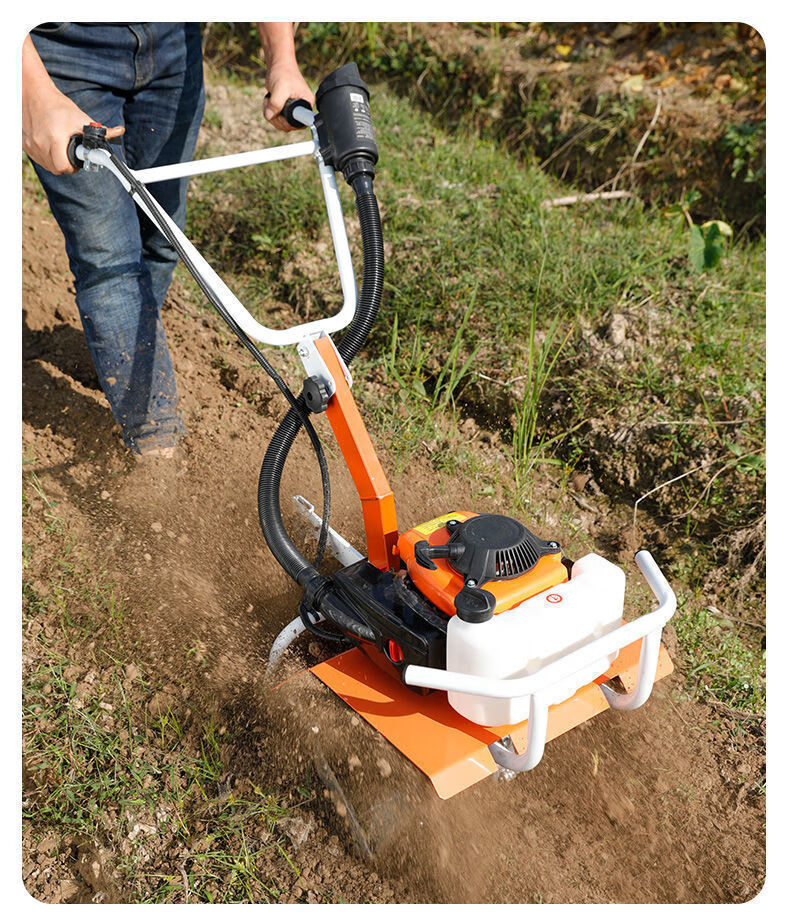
left=77, top=140, right=357, bottom=347
left=403, top=551, right=676, bottom=702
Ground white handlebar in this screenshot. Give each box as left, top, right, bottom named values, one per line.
left=77, top=126, right=358, bottom=347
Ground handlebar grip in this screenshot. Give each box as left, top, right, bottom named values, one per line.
left=67, top=123, right=123, bottom=170
left=282, top=97, right=314, bottom=128
left=66, top=133, right=83, bottom=170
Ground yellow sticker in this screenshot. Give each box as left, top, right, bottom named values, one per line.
left=412, top=511, right=470, bottom=538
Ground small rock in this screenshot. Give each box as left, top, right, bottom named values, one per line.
left=100, top=491, right=110, bottom=500
left=58, top=878, right=81, bottom=901
left=278, top=815, right=314, bottom=849
left=348, top=754, right=362, bottom=772
left=150, top=522, right=163, bottom=533
left=571, top=472, right=590, bottom=492
left=376, top=758, right=392, bottom=779
left=607, top=313, right=628, bottom=346
left=35, top=835, right=57, bottom=857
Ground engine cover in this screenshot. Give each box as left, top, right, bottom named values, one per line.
left=397, top=511, right=568, bottom=617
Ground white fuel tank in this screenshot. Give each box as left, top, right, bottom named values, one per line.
left=446, top=553, right=625, bottom=726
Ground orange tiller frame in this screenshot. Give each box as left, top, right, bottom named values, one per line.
left=315, top=336, right=399, bottom=571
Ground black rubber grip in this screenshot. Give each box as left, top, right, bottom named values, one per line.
left=282, top=97, right=313, bottom=128
left=66, top=133, right=83, bottom=169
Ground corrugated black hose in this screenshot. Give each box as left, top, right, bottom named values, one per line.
left=257, top=174, right=384, bottom=603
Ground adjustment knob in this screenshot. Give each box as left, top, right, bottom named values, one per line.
left=302, top=375, right=331, bottom=413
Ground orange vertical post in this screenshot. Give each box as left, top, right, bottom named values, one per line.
left=314, top=337, right=399, bottom=571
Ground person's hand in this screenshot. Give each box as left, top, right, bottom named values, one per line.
left=23, top=90, right=125, bottom=175
left=22, top=36, right=124, bottom=175
left=263, top=60, right=315, bottom=132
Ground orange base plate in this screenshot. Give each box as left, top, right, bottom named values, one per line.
left=310, top=639, right=674, bottom=799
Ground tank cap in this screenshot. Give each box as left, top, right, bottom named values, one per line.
left=454, top=587, right=496, bottom=623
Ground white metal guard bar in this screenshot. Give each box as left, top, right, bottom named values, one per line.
left=402, top=550, right=676, bottom=702
left=76, top=128, right=358, bottom=347
left=403, top=549, right=676, bottom=774
left=132, top=140, right=317, bottom=184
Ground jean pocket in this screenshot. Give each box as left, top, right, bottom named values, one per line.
left=31, top=22, right=71, bottom=36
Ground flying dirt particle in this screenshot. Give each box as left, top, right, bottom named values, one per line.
left=311, top=726, right=319, bottom=734
left=376, top=758, right=392, bottom=779
left=348, top=754, right=362, bottom=772
left=151, top=522, right=162, bottom=533
left=335, top=801, right=347, bottom=818
left=350, top=716, right=360, bottom=727
left=100, top=490, right=110, bottom=500
left=144, top=553, right=152, bottom=562
left=246, top=604, right=254, bottom=613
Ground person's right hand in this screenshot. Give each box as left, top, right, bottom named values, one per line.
left=22, top=35, right=124, bottom=175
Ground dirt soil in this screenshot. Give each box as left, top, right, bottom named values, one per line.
left=21, top=155, right=765, bottom=902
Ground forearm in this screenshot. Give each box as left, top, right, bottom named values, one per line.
left=22, top=35, right=124, bottom=174
left=22, top=35, right=66, bottom=139
left=255, top=23, right=314, bottom=130
left=256, top=22, right=297, bottom=68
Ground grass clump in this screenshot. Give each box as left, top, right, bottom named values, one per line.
left=672, top=595, right=765, bottom=715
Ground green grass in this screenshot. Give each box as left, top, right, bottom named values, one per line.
left=22, top=476, right=308, bottom=903
left=185, top=84, right=764, bottom=591
left=672, top=594, right=765, bottom=714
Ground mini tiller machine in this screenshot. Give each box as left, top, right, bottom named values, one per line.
left=71, top=64, right=676, bottom=799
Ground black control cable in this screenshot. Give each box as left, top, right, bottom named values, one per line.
left=87, top=139, right=332, bottom=568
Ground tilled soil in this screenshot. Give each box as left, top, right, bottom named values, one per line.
left=22, top=178, right=765, bottom=903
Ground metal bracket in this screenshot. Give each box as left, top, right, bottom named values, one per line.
left=296, top=334, right=353, bottom=397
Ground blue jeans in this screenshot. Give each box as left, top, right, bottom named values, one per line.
left=30, top=23, right=205, bottom=453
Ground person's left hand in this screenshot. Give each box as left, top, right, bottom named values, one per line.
left=264, top=61, right=315, bottom=131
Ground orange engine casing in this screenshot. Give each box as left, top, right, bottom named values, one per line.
left=397, top=511, right=568, bottom=616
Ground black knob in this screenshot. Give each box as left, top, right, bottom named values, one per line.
left=302, top=376, right=331, bottom=414
left=454, top=587, right=495, bottom=623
